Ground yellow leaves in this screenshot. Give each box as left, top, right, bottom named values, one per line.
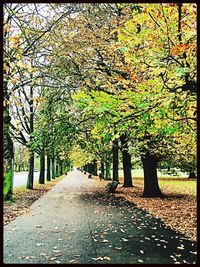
left=118, top=76, right=124, bottom=81
left=3, top=23, right=11, bottom=33
left=9, top=35, right=20, bottom=46
left=3, top=99, right=10, bottom=107
left=11, top=77, right=20, bottom=84
left=17, top=61, right=27, bottom=68
left=16, top=61, right=34, bottom=72
left=170, top=44, right=190, bottom=56
left=33, top=97, right=44, bottom=104
left=27, top=65, right=34, bottom=72
left=3, top=64, right=10, bottom=73
left=130, top=73, right=138, bottom=81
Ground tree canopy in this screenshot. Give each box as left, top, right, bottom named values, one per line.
left=3, top=3, right=196, bottom=200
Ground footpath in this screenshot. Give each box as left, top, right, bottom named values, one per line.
left=3, top=170, right=197, bottom=264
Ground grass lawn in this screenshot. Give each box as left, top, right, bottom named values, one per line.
left=120, top=176, right=197, bottom=197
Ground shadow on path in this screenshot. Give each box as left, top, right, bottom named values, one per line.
left=81, top=191, right=197, bottom=264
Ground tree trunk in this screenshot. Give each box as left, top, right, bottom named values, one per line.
left=93, top=159, right=98, bottom=176
left=39, top=152, right=45, bottom=184
left=66, top=161, right=71, bottom=173
left=188, top=170, right=196, bottom=179
left=27, top=150, right=34, bottom=189
left=141, top=153, right=163, bottom=198
left=100, top=160, right=105, bottom=178
left=56, top=159, right=60, bottom=177
left=27, top=85, right=34, bottom=189
left=52, top=157, right=55, bottom=179
left=88, top=163, right=92, bottom=174
left=112, top=139, right=119, bottom=181
left=120, top=134, right=133, bottom=187
left=3, top=82, right=14, bottom=201
left=47, top=156, right=51, bottom=181
left=59, top=160, right=63, bottom=175
left=105, top=161, right=111, bottom=180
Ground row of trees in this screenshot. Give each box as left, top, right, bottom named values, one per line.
left=3, top=3, right=196, bottom=200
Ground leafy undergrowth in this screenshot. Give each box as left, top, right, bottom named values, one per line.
left=94, top=177, right=197, bottom=242
left=3, top=176, right=64, bottom=226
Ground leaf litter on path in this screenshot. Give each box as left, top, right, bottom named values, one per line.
left=92, top=256, right=111, bottom=261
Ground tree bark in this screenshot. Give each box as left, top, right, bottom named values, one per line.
left=141, top=153, right=163, bottom=198
left=188, top=170, right=196, bottom=179
left=59, top=160, right=63, bottom=175
left=51, top=157, right=55, bottom=179
left=56, top=159, right=60, bottom=177
left=39, top=152, right=45, bottom=184
left=105, top=161, right=111, bottom=180
left=27, top=85, right=34, bottom=189
left=120, top=134, right=133, bottom=187
left=100, top=160, right=105, bottom=178
left=3, top=81, right=14, bottom=200
left=112, top=139, right=119, bottom=181
left=88, top=163, right=92, bottom=174
left=93, top=159, right=98, bottom=176
left=47, top=156, right=51, bottom=181
left=27, top=150, right=34, bottom=189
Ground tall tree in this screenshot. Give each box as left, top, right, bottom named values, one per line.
left=120, top=134, right=133, bottom=187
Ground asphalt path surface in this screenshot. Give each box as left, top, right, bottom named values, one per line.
left=4, top=170, right=197, bottom=264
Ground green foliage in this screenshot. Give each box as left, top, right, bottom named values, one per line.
left=3, top=3, right=196, bottom=182
left=3, top=169, right=13, bottom=199
left=69, top=145, right=94, bottom=168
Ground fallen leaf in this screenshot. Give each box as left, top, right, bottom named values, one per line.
left=190, top=251, right=197, bottom=255
left=101, top=239, right=109, bottom=243
left=177, top=246, right=184, bottom=250
left=92, top=257, right=101, bottom=261
left=69, top=259, right=76, bottom=263
left=36, top=243, right=43, bottom=246
left=121, top=238, right=128, bottom=242
left=103, top=256, right=111, bottom=260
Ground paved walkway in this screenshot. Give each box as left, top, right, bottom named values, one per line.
left=4, top=171, right=197, bottom=264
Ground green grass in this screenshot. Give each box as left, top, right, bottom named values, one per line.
left=158, top=179, right=196, bottom=196
left=118, top=174, right=196, bottom=197
left=116, top=168, right=189, bottom=179
left=13, top=175, right=65, bottom=192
